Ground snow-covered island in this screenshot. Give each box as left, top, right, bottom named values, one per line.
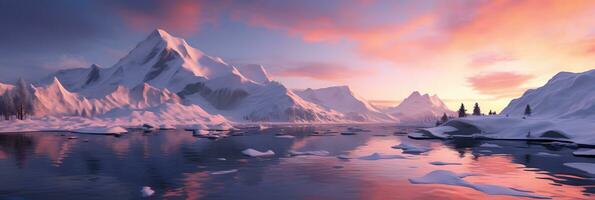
left=418, top=69, right=595, bottom=147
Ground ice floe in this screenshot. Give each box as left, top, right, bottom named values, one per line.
left=563, top=162, right=595, bottom=174
left=410, top=170, right=549, bottom=199
left=392, top=142, right=431, bottom=154
left=275, top=135, right=295, bottom=139
left=429, top=161, right=462, bottom=166
left=140, top=186, right=155, bottom=197
left=289, top=150, right=330, bottom=157
left=479, top=143, right=501, bottom=148
left=535, top=152, right=560, bottom=157
left=242, top=148, right=275, bottom=157
left=211, top=169, right=238, bottom=175
left=572, top=148, right=595, bottom=157
left=358, top=153, right=406, bottom=160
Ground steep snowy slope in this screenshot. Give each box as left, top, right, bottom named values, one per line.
left=236, top=64, right=271, bottom=84
left=42, top=29, right=342, bottom=122
left=501, top=69, right=595, bottom=119
left=0, top=82, right=13, bottom=95
left=385, top=91, right=454, bottom=122
left=294, top=86, right=396, bottom=122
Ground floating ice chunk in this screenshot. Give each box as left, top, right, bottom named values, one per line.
left=535, top=152, right=560, bottom=157
left=564, top=162, right=595, bottom=174
left=410, top=170, right=549, bottom=199
left=242, top=148, right=275, bottom=157
left=275, top=135, right=295, bottom=139
left=217, top=158, right=227, bottom=161
left=479, top=150, right=492, bottom=153
left=479, top=143, right=501, bottom=148
left=211, top=169, right=238, bottom=175
left=67, top=136, right=78, bottom=140
left=140, top=186, right=155, bottom=197
left=358, top=153, right=406, bottom=160
left=430, top=161, right=462, bottom=166
left=337, top=155, right=352, bottom=160
left=572, top=149, right=595, bottom=157
left=392, top=143, right=431, bottom=154
left=192, top=130, right=210, bottom=136
left=289, top=150, right=330, bottom=157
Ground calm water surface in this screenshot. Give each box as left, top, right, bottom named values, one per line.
left=0, top=125, right=593, bottom=199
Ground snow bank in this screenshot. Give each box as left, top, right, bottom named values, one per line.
left=563, top=163, right=595, bottom=174
left=73, top=126, right=127, bottom=134
left=358, top=153, right=406, bottom=160
left=420, top=116, right=595, bottom=146
left=410, top=170, right=549, bottom=199
left=242, top=148, right=275, bottom=157
left=289, top=150, right=330, bottom=157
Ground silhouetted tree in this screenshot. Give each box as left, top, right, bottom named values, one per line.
left=12, top=78, right=33, bottom=120
left=0, top=92, right=14, bottom=120
left=524, top=104, right=532, bottom=116
left=492, top=111, right=497, bottom=115
left=458, top=103, right=467, bottom=118
left=441, top=113, right=448, bottom=123
left=472, top=103, right=481, bottom=116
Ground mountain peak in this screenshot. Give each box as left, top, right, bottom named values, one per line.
left=409, top=91, right=422, bottom=97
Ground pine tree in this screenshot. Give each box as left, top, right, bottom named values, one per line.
left=441, top=113, right=448, bottom=123
left=492, top=111, right=497, bottom=115
left=472, top=102, right=481, bottom=116
left=1, top=92, right=14, bottom=120
left=488, top=110, right=493, bottom=115
left=458, top=103, right=467, bottom=118
left=13, top=78, right=33, bottom=120
left=524, top=104, right=532, bottom=116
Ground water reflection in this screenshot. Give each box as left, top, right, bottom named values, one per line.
left=0, top=125, right=592, bottom=199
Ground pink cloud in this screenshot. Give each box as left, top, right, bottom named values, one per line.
left=112, top=0, right=219, bottom=35
left=467, top=71, right=533, bottom=97
left=272, top=62, right=373, bottom=81
left=469, top=52, right=516, bottom=68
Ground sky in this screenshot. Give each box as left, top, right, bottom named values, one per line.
left=1, top=0, right=595, bottom=112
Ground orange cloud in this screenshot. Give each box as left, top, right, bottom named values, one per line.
left=229, top=0, right=595, bottom=69
left=272, top=62, right=373, bottom=81
left=467, top=71, right=533, bottom=97
left=468, top=52, right=515, bottom=68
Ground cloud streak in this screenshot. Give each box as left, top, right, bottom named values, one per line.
left=467, top=72, right=533, bottom=97
left=272, top=62, right=372, bottom=81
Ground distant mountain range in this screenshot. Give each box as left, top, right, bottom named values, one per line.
left=0, top=29, right=455, bottom=124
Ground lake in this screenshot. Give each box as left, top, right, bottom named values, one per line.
left=0, top=125, right=593, bottom=199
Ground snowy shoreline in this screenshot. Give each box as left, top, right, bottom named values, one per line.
left=416, top=116, right=595, bottom=147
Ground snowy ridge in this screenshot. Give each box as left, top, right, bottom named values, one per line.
left=0, top=82, right=14, bottom=95
left=502, top=69, right=595, bottom=119
left=294, top=86, right=396, bottom=122
left=384, top=91, right=454, bottom=123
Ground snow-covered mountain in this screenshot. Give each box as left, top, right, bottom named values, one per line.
left=294, top=86, right=396, bottom=122
left=39, top=29, right=343, bottom=122
left=501, top=69, right=595, bottom=119
left=384, top=91, right=454, bottom=123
